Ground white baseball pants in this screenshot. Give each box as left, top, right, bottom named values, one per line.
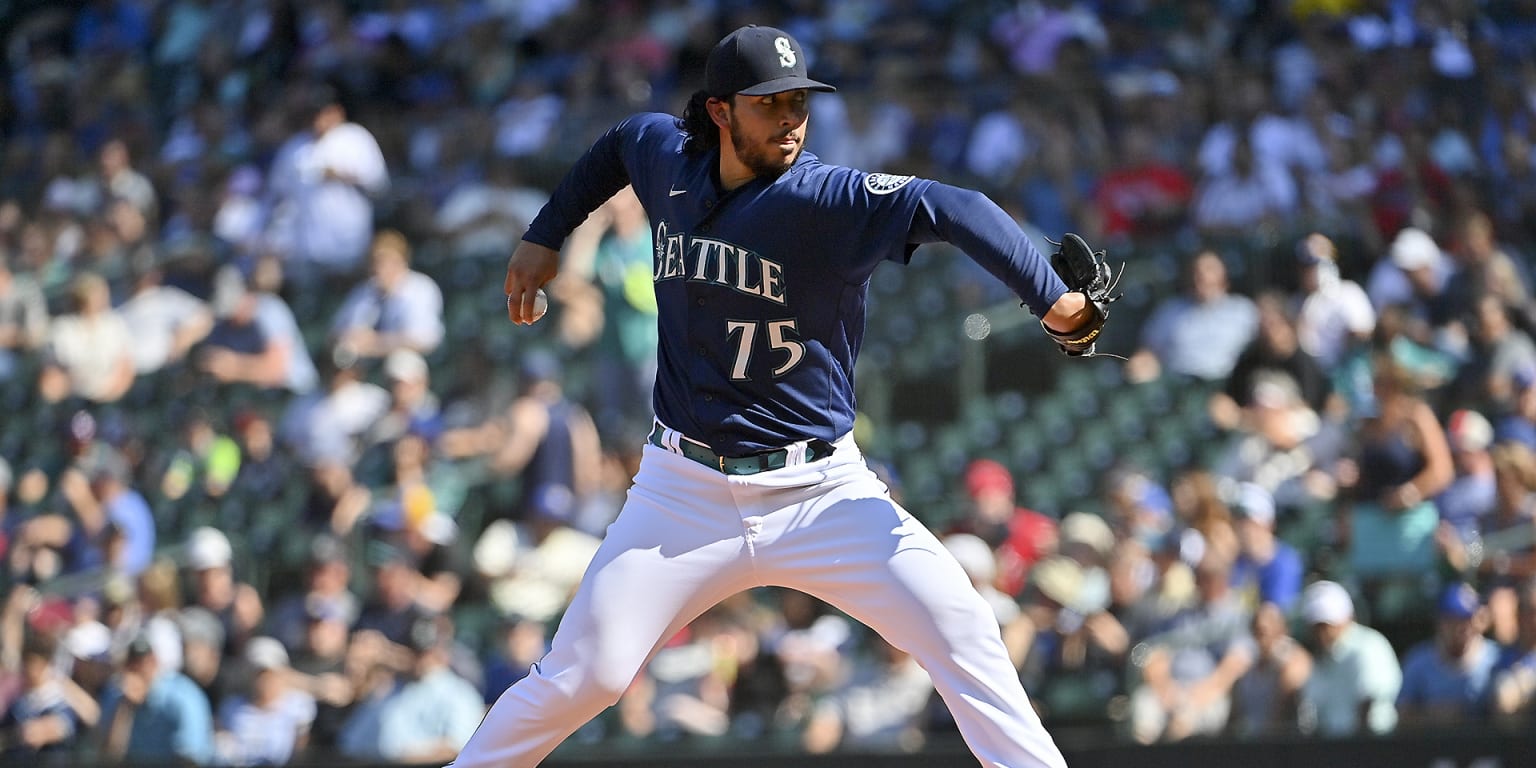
left=450, top=430, right=1067, bottom=768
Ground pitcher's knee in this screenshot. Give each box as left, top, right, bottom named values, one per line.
left=527, top=661, right=633, bottom=716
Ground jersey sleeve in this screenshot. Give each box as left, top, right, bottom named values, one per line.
left=523, top=113, right=674, bottom=249
left=907, top=182, right=1069, bottom=318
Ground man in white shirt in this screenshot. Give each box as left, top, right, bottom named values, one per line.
left=330, top=230, right=445, bottom=363
left=1294, top=233, right=1375, bottom=368
left=266, top=86, right=389, bottom=278
left=1299, top=581, right=1402, bottom=737
left=1126, top=249, right=1259, bottom=382
left=118, top=255, right=213, bottom=375
left=39, top=273, right=135, bottom=403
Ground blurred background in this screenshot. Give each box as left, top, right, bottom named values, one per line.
left=2, top=0, right=1536, bottom=766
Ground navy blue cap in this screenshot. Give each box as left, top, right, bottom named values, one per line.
left=706, top=26, right=836, bottom=98
left=1437, top=582, right=1481, bottom=619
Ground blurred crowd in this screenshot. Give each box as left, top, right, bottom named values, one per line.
left=3, top=0, right=1536, bottom=764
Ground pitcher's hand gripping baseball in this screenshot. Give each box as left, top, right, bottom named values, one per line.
left=505, top=240, right=560, bottom=324
left=1041, top=233, right=1120, bottom=357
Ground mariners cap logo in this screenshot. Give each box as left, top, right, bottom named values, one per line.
left=864, top=173, right=915, bottom=195
left=775, top=37, right=796, bottom=68
left=706, top=25, right=836, bottom=98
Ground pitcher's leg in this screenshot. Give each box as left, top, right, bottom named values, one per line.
left=450, top=450, right=753, bottom=768
left=767, top=490, right=1066, bottom=768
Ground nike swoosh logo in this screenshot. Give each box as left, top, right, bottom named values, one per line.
left=669, top=188, right=687, bottom=196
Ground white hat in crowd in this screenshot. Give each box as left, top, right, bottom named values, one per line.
left=1302, top=580, right=1355, bottom=626
left=185, top=526, right=233, bottom=571
left=245, top=636, right=290, bottom=671
left=1390, top=228, right=1441, bottom=271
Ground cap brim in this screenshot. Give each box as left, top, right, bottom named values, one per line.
left=737, top=76, right=836, bottom=96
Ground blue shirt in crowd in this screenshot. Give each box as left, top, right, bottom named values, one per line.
left=1232, top=541, right=1304, bottom=611
left=1397, top=638, right=1501, bottom=719
left=100, top=671, right=214, bottom=765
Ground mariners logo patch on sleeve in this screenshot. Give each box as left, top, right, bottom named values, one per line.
left=863, top=173, right=915, bottom=195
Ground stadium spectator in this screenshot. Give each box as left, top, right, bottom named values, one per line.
left=559, top=187, right=660, bottom=441
left=1364, top=228, right=1451, bottom=334
left=31, top=454, right=156, bottom=578
left=153, top=409, right=241, bottom=503
left=213, top=636, right=315, bottom=766
left=947, top=458, right=1058, bottom=598
left=357, top=350, right=442, bottom=465
left=1494, top=365, right=1536, bottom=450
left=95, top=139, right=157, bottom=227
left=1440, top=211, right=1530, bottom=329
left=1342, top=364, right=1454, bottom=583
left=266, top=535, right=358, bottom=654
left=1192, top=133, right=1298, bottom=238
left=801, top=634, right=933, bottom=755
left=0, top=253, right=49, bottom=382
left=116, top=251, right=212, bottom=376
left=1445, top=294, right=1536, bottom=413
left=225, top=410, right=295, bottom=509
left=1472, top=443, right=1536, bottom=585
left=765, top=590, right=854, bottom=726
left=1057, top=512, right=1115, bottom=613
left=473, top=482, right=600, bottom=625
left=175, top=607, right=227, bottom=713
left=1397, top=583, right=1501, bottom=728
left=1128, top=554, right=1253, bottom=744
left=286, top=597, right=355, bottom=755
left=99, top=632, right=215, bottom=765
left=295, top=459, right=372, bottom=539
left=264, top=84, right=388, bottom=280
left=37, top=272, right=135, bottom=404
left=618, top=608, right=743, bottom=740
left=1090, top=125, right=1192, bottom=243
left=1, top=632, right=91, bottom=765
left=1294, top=233, right=1376, bottom=369
left=1230, top=483, right=1304, bottom=612
left=1332, top=303, right=1459, bottom=418
left=1125, top=249, right=1259, bottom=383
left=1490, top=577, right=1536, bottom=721
left=1230, top=602, right=1311, bottom=738
left=1211, top=292, right=1330, bottom=430
left=434, top=157, right=548, bottom=258
left=329, top=230, right=445, bottom=363
left=1006, top=554, right=1128, bottom=726
left=1298, top=581, right=1402, bottom=737
left=447, top=352, right=601, bottom=520
left=340, top=617, right=481, bottom=763
left=199, top=266, right=318, bottom=395
left=182, top=527, right=264, bottom=657
left=368, top=480, right=464, bottom=616
left=279, top=358, right=390, bottom=469
left=1103, top=467, right=1175, bottom=554
left=1434, top=410, right=1499, bottom=551
left=354, top=542, right=432, bottom=650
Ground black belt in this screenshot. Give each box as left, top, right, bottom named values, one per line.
left=648, top=424, right=835, bottom=476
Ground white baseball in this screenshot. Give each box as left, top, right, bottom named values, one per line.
left=510, top=289, right=550, bottom=322
left=531, top=288, right=548, bottom=321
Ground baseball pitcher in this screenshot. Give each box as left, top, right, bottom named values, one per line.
left=454, top=24, right=1116, bottom=768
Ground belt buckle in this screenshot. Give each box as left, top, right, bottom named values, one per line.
left=717, top=455, right=727, bottom=473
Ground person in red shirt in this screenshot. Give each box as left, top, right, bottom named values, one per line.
left=948, top=459, right=1059, bottom=597
left=1092, top=127, right=1193, bottom=241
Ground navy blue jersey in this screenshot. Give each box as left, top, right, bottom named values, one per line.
left=525, top=112, right=1066, bottom=455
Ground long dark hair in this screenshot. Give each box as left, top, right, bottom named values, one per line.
left=678, top=90, right=720, bottom=156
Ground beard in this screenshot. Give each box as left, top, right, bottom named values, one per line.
left=728, top=117, right=802, bottom=179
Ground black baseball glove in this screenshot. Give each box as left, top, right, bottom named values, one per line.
left=1041, top=233, right=1119, bottom=357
